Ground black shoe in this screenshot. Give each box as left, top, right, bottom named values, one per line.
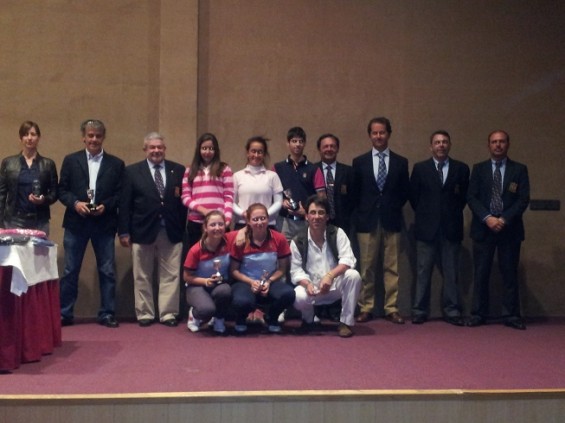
left=61, top=317, right=74, bottom=327
left=294, top=320, right=315, bottom=335
left=138, top=318, right=154, bottom=327
left=99, top=315, right=119, bottom=328
left=411, top=315, right=426, bottom=325
left=504, top=319, right=526, bottom=330
left=161, top=318, right=178, bottom=327
left=445, top=316, right=465, bottom=327
left=466, top=316, right=484, bottom=327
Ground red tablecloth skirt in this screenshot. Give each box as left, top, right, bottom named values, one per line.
left=0, top=266, right=62, bottom=371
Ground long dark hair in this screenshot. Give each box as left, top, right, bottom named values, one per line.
left=187, top=133, right=227, bottom=184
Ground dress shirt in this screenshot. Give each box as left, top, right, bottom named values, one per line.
left=433, top=157, right=450, bottom=185
left=87, top=149, right=104, bottom=203
left=372, top=147, right=390, bottom=183
left=491, top=158, right=507, bottom=182
left=148, top=160, right=166, bottom=189
left=290, top=227, right=356, bottom=287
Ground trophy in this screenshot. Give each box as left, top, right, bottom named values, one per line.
left=86, top=189, right=97, bottom=211
left=212, top=258, right=223, bottom=283
left=283, top=188, right=299, bottom=210
left=32, top=179, right=42, bottom=197
left=259, top=269, right=270, bottom=287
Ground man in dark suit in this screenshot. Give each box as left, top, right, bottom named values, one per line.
left=118, top=132, right=187, bottom=327
left=316, top=133, right=353, bottom=235
left=352, top=117, right=409, bottom=324
left=467, top=130, right=529, bottom=330
left=409, top=130, right=469, bottom=326
left=59, top=119, right=125, bottom=328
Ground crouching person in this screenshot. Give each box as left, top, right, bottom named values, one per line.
left=290, top=196, right=361, bottom=337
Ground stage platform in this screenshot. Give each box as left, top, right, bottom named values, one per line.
left=2, top=318, right=565, bottom=422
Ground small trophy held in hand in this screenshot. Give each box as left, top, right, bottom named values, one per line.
left=32, top=179, right=42, bottom=197
left=86, top=189, right=97, bottom=212
left=213, top=258, right=223, bottom=283
left=259, top=269, right=270, bottom=287
left=283, top=189, right=299, bottom=211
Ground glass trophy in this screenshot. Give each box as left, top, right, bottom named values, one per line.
left=86, top=189, right=97, bottom=211
left=32, top=179, right=42, bottom=197
left=213, top=258, right=223, bottom=283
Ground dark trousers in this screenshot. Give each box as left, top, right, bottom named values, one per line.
left=231, top=281, right=295, bottom=324
left=471, top=238, right=522, bottom=320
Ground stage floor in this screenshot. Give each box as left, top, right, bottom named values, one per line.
left=2, top=318, right=565, bottom=396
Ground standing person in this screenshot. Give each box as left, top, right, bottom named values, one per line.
left=467, top=130, right=530, bottom=330
left=274, top=126, right=325, bottom=242
left=118, top=132, right=186, bottom=327
left=315, top=133, right=353, bottom=235
left=352, top=117, right=409, bottom=324
left=0, top=121, right=58, bottom=235
left=233, top=136, right=283, bottom=230
left=181, top=133, right=234, bottom=250
left=409, top=130, right=469, bottom=326
left=291, top=196, right=361, bottom=337
left=183, top=210, right=232, bottom=335
left=58, top=119, right=125, bottom=328
left=229, top=203, right=295, bottom=335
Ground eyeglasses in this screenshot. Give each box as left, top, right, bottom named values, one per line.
left=201, top=146, right=215, bottom=151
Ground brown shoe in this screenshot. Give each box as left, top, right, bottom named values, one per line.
left=337, top=323, right=354, bottom=338
left=356, top=312, right=372, bottom=323
left=385, top=312, right=405, bottom=324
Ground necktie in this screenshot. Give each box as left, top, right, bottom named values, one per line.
left=325, top=165, right=336, bottom=219
left=490, top=161, right=503, bottom=215
left=437, top=161, right=445, bottom=184
left=376, top=152, right=387, bottom=191
left=154, top=164, right=165, bottom=199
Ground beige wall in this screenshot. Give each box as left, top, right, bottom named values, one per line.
left=1, top=0, right=563, bottom=317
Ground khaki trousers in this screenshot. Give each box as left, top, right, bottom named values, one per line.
left=357, top=224, right=400, bottom=315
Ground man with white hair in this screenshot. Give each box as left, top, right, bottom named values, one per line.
left=119, top=132, right=187, bottom=327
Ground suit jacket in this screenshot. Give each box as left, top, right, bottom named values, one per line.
left=58, top=150, right=125, bottom=233
left=409, top=157, right=469, bottom=242
left=351, top=150, right=409, bottom=233
left=316, top=161, right=353, bottom=234
left=0, top=153, right=58, bottom=224
left=467, top=158, right=529, bottom=242
left=118, top=159, right=187, bottom=244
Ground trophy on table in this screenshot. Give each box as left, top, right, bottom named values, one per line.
left=212, top=258, right=223, bottom=283
left=31, top=179, right=42, bottom=197
left=86, top=189, right=97, bottom=212
left=283, top=188, right=300, bottom=220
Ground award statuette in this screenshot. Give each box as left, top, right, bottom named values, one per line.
left=259, top=269, right=270, bottom=287
left=283, top=188, right=300, bottom=220
left=213, top=258, right=223, bottom=283
left=86, top=189, right=97, bottom=211
left=32, top=179, right=42, bottom=197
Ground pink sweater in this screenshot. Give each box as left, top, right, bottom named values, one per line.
left=181, top=165, right=234, bottom=224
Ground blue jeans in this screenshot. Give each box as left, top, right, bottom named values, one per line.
left=60, top=227, right=117, bottom=321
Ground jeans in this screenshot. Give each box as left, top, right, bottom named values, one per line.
left=60, top=226, right=117, bottom=321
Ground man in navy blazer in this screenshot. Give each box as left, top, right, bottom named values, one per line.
left=59, top=119, right=125, bottom=328
left=409, top=130, right=469, bottom=326
left=316, top=133, right=353, bottom=235
left=351, top=117, right=409, bottom=324
left=118, top=132, right=187, bottom=327
left=467, top=130, right=529, bottom=330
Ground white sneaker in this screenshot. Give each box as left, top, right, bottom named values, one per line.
left=187, top=307, right=201, bottom=333
left=277, top=310, right=286, bottom=323
left=213, top=318, right=226, bottom=334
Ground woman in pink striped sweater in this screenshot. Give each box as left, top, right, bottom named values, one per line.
left=181, top=133, right=234, bottom=251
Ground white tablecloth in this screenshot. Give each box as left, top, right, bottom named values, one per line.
left=0, top=244, right=59, bottom=296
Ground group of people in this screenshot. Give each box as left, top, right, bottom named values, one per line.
left=0, top=116, right=530, bottom=338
